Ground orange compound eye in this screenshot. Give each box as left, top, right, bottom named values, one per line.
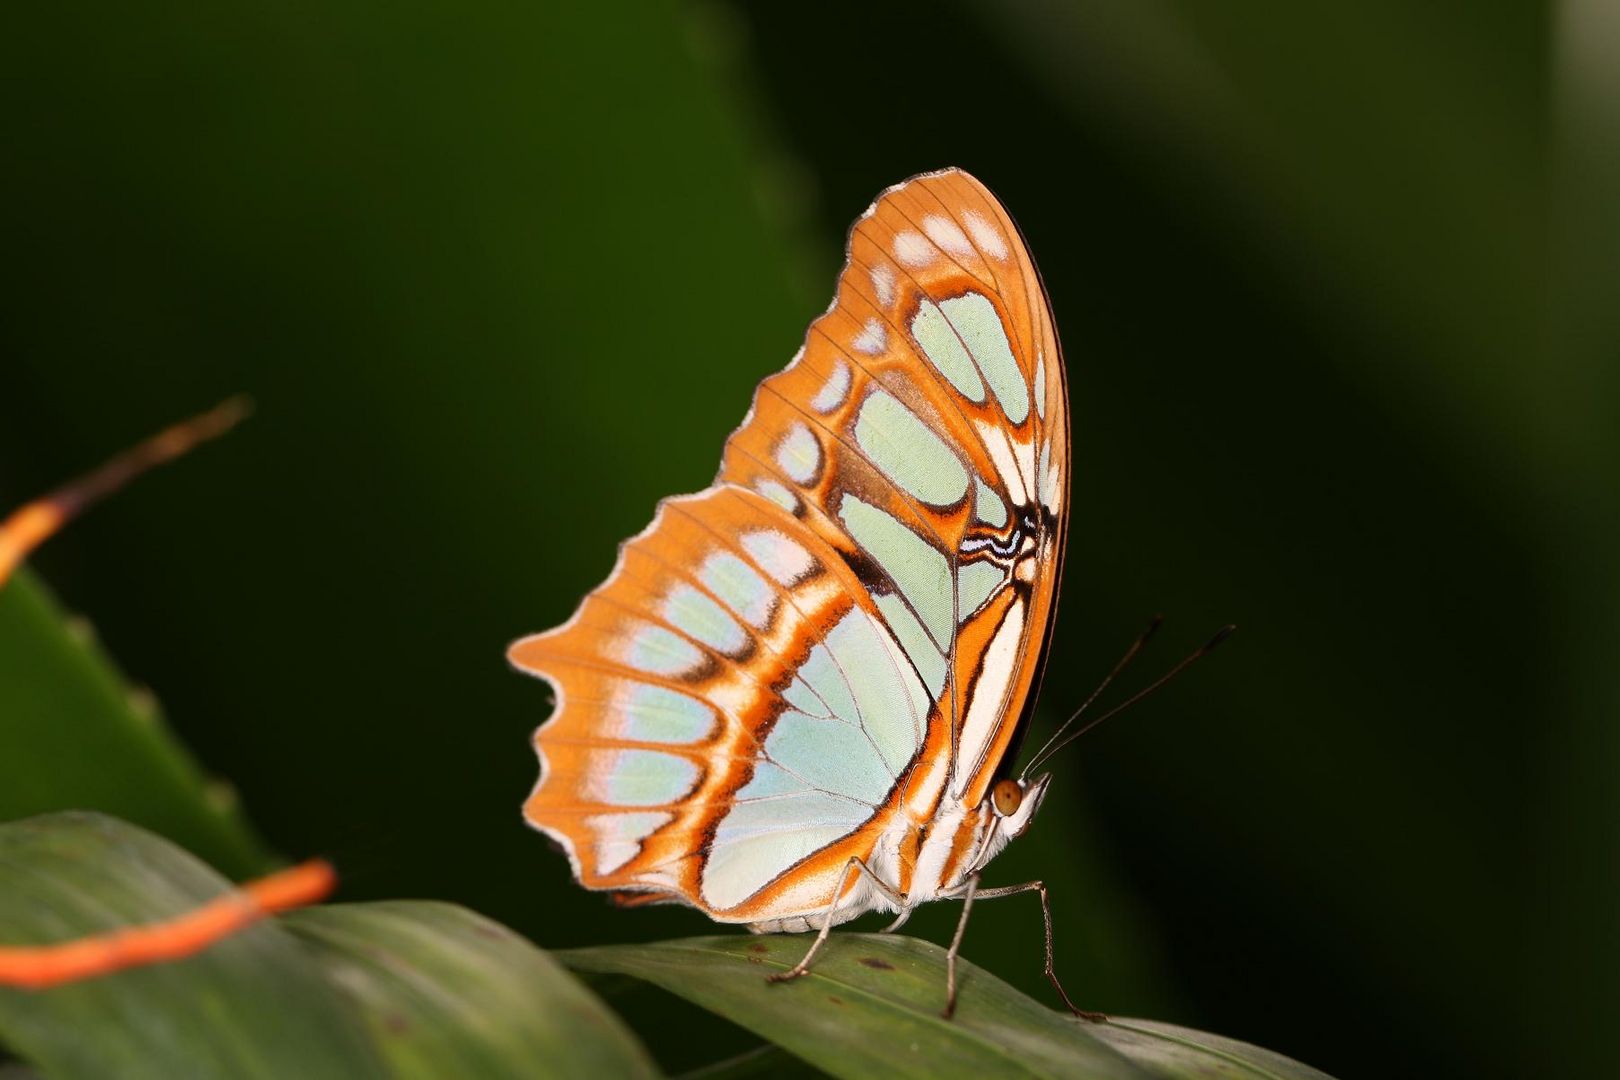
left=991, top=779, right=1024, bottom=817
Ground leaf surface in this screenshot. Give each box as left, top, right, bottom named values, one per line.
left=0, top=813, right=381, bottom=1079
left=563, top=934, right=1335, bottom=1079
left=286, top=901, right=659, bottom=1080
left=0, top=573, right=267, bottom=876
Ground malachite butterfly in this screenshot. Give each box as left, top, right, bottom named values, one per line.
left=509, top=168, right=1085, bottom=1017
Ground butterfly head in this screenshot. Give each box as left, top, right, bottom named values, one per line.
left=961, top=773, right=1051, bottom=883
left=990, top=772, right=1050, bottom=840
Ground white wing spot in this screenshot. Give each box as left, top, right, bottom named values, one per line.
left=893, top=230, right=933, bottom=269
left=963, top=210, right=1009, bottom=260
left=1034, top=349, right=1047, bottom=421
left=776, top=422, right=821, bottom=485
left=811, top=360, right=851, bottom=413
left=741, top=529, right=816, bottom=585
left=977, top=420, right=1030, bottom=505
left=871, top=264, right=896, bottom=306
left=923, top=214, right=973, bottom=257
left=852, top=318, right=887, bottom=356
left=1038, top=439, right=1061, bottom=512
left=755, top=478, right=800, bottom=513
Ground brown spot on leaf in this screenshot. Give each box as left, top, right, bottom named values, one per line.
left=859, top=957, right=894, bottom=971
left=828, top=995, right=844, bottom=1006
left=748, top=942, right=769, bottom=953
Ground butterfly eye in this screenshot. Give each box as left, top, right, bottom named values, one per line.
left=991, top=779, right=1024, bottom=817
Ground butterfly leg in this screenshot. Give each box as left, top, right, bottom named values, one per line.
left=940, top=872, right=980, bottom=1018
left=766, top=856, right=903, bottom=986
left=966, top=879, right=1107, bottom=1022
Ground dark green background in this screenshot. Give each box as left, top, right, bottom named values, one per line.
left=3, top=2, right=1615, bottom=1077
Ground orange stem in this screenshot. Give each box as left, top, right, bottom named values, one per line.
left=0, top=396, right=251, bottom=586
left=0, top=859, right=335, bottom=990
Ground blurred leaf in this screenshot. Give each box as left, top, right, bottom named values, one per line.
left=0, top=812, right=383, bottom=1079
left=1536, top=2, right=1620, bottom=1074
left=285, top=901, right=658, bottom=1080
left=990, top=0, right=1543, bottom=461
left=0, top=815, right=663, bottom=1079
left=0, top=573, right=267, bottom=877
left=672, top=1044, right=815, bottom=1079
left=1089, top=1020, right=1337, bottom=1080
left=563, top=934, right=1333, bottom=1079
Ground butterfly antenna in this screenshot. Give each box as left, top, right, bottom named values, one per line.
left=1020, top=615, right=1163, bottom=779
left=1023, top=623, right=1236, bottom=779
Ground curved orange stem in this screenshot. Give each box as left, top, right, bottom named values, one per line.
left=0, top=396, right=251, bottom=586
left=0, top=859, right=335, bottom=990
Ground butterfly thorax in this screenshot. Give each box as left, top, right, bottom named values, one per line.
left=897, top=770, right=1051, bottom=904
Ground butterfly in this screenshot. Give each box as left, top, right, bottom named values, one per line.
left=509, top=168, right=1084, bottom=1018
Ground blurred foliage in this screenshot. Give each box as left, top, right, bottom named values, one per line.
left=0, top=814, right=386, bottom=1078
left=0, top=814, right=658, bottom=1079
left=0, top=814, right=1326, bottom=1079
left=0, top=571, right=267, bottom=878
left=1, top=1, right=1613, bottom=1077
left=286, top=903, right=659, bottom=1078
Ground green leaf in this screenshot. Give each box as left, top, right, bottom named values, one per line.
left=670, top=1044, right=812, bottom=1080
left=0, top=572, right=268, bottom=877
left=284, top=901, right=659, bottom=1080
left=0, top=815, right=663, bottom=1079
left=562, top=935, right=1334, bottom=1080
left=0, top=812, right=385, bottom=1079
left=1086, top=1020, right=1335, bottom=1080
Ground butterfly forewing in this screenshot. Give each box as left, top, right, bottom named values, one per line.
left=511, top=168, right=1068, bottom=925
left=720, top=170, right=1068, bottom=805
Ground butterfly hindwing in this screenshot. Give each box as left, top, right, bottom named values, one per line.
left=510, top=486, right=935, bottom=916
